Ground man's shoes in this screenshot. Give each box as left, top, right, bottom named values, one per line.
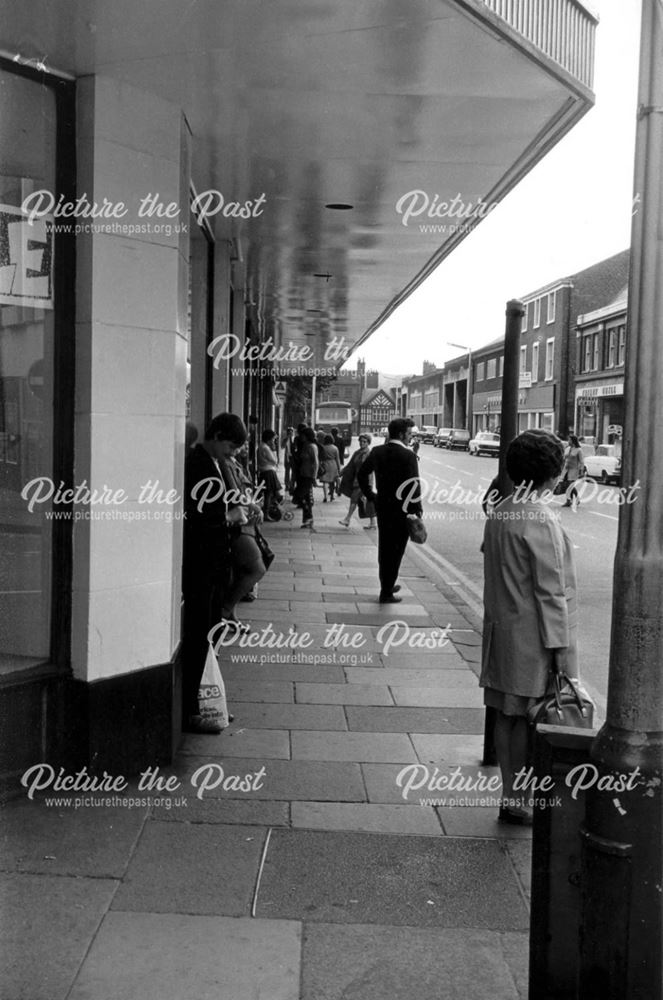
left=498, top=805, right=533, bottom=826
left=379, top=592, right=402, bottom=604
left=339, top=519, right=350, bottom=527
left=392, top=585, right=401, bottom=593
left=184, top=715, right=223, bottom=735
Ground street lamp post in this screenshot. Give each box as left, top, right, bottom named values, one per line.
left=578, top=2, right=663, bottom=994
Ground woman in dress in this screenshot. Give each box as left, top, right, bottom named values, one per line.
left=319, top=433, right=341, bottom=502
left=338, top=433, right=376, bottom=529
left=562, top=433, right=584, bottom=508
left=480, top=429, right=578, bottom=824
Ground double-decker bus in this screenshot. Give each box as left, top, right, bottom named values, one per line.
left=314, top=401, right=353, bottom=447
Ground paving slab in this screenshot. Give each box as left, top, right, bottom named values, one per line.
left=152, top=797, right=289, bottom=827
left=292, top=802, right=443, bottom=837
left=178, top=727, right=291, bottom=759
left=256, top=830, right=529, bottom=929
left=219, top=662, right=345, bottom=684
left=301, top=923, right=526, bottom=1000
left=229, top=702, right=347, bottom=730
left=291, top=731, right=418, bottom=764
left=503, top=839, right=533, bottom=900
left=0, top=872, right=117, bottom=1000
left=389, top=685, right=484, bottom=707
left=68, top=912, right=301, bottom=1000
left=345, top=668, right=470, bottom=688
left=223, top=680, right=294, bottom=703
left=437, top=807, right=533, bottom=840
left=295, top=682, right=394, bottom=706
left=111, top=822, right=264, bottom=915
left=346, top=706, right=485, bottom=734
left=0, top=797, right=147, bottom=877
left=361, top=762, right=504, bottom=807
left=327, top=612, right=437, bottom=627
left=174, top=757, right=366, bottom=802
left=410, top=733, right=486, bottom=765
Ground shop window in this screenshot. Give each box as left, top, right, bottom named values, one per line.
left=0, top=62, right=74, bottom=675
left=498, top=355, right=504, bottom=377
left=476, top=362, right=485, bottom=382
left=607, top=328, right=616, bottom=368
left=486, top=358, right=496, bottom=379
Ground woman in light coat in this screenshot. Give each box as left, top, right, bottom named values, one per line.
left=561, top=433, right=584, bottom=508
left=481, top=429, right=578, bottom=824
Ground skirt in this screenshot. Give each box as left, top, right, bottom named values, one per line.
left=483, top=686, right=538, bottom=718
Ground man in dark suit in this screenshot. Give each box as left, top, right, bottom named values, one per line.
left=357, top=417, right=423, bottom=603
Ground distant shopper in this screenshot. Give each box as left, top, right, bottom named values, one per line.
left=357, top=418, right=422, bottom=602
left=298, top=426, right=319, bottom=529
left=257, top=428, right=282, bottom=519
left=319, top=434, right=341, bottom=501
left=338, top=433, right=374, bottom=527
left=331, top=426, right=346, bottom=465
left=480, top=429, right=578, bottom=825
left=562, top=434, right=584, bottom=509
left=281, top=426, right=295, bottom=492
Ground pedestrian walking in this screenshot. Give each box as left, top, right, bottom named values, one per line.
left=480, top=429, right=579, bottom=825
left=281, top=426, right=295, bottom=492
left=338, top=433, right=375, bottom=527
left=319, top=434, right=341, bottom=501
left=297, top=426, right=319, bottom=529
left=356, top=418, right=422, bottom=602
left=562, top=433, right=584, bottom=508
left=331, top=426, right=346, bottom=465
left=257, top=428, right=283, bottom=519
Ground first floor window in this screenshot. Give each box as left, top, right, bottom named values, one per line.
left=545, top=338, right=555, bottom=380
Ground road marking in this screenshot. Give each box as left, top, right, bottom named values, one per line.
left=408, top=540, right=484, bottom=618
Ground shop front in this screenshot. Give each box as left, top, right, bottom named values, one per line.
left=575, top=381, right=624, bottom=445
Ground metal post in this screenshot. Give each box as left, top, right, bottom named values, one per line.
left=482, top=299, right=523, bottom=767
left=310, top=374, right=317, bottom=426
left=578, top=2, right=663, bottom=995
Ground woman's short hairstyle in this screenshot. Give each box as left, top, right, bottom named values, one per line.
left=261, top=428, right=276, bottom=443
left=506, top=430, right=565, bottom=489
left=302, top=426, right=317, bottom=443
left=569, top=434, right=580, bottom=449
left=204, top=412, right=247, bottom=446
left=358, top=432, right=372, bottom=443
left=323, top=434, right=334, bottom=445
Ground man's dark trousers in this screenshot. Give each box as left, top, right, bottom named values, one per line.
left=376, top=508, right=409, bottom=595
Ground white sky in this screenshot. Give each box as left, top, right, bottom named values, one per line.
left=349, top=0, right=643, bottom=378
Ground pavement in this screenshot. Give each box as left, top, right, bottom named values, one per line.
left=1, top=491, right=533, bottom=1000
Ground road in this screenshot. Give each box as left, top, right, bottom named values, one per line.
left=413, top=443, right=622, bottom=720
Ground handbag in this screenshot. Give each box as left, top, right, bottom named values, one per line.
left=357, top=496, right=376, bottom=519
left=254, top=526, right=275, bottom=569
left=527, top=671, right=594, bottom=729
left=553, top=476, right=569, bottom=496
left=198, top=643, right=230, bottom=729
left=406, top=514, right=427, bottom=544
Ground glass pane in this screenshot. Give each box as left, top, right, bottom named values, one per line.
left=0, top=69, right=57, bottom=673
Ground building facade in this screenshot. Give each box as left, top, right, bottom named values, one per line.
left=574, top=291, right=627, bottom=446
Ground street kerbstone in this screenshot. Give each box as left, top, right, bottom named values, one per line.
left=290, top=731, right=418, bottom=764
left=178, top=727, right=291, bottom=759
left=111, top=822, right=264, bottom=915
left=229, top=702, right=347, bottom=730
left=68, top=913, right=301, bottom=1000
left=1, top=873, right=117, bottom=1000
left=0, top=797, right=147, bottom=878
left=295, top=682, right=394, bottom=705
left=291, top=802, right=443, bottom=836
left=302, top=924, right=526, bottom=1000
left=174, top=756, right=366, bottom=801
left=256, top=830, right=529, bottom=929
left=346, top=706, right=485, bottom=734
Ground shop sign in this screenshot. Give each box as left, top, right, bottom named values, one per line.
left=576, top=382, right=624, bottom=399
left=519, top=373, right=532, bottom=388
left=0, top=205, right=53, bottom=309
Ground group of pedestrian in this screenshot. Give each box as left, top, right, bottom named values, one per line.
left=281, top=423, right=347, bottom=529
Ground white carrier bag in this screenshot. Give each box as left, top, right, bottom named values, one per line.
left=198, top=642, right=230, bottom=729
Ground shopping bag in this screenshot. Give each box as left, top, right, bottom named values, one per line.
left=527, top=672, right=594, bottom=729
left=406, top=514, right=427, bottom=544
left=198, top=642, right=230, bottom=728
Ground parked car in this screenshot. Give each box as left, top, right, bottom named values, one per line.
left=446, top=428, right=471, bottom=450
left=417, top=425, right=438, bottom=444
left=469, top=430, right=500, bottom=456
left=582, top=444, right=622, bottom=484
left=434, top=427, right=453, bottom=447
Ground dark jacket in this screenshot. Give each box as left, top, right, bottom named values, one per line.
left=183, top=444, right=231, bottom=585
left=298, top=440, right=319, bottom=479
left=357, top=441, right=423, bottom=518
